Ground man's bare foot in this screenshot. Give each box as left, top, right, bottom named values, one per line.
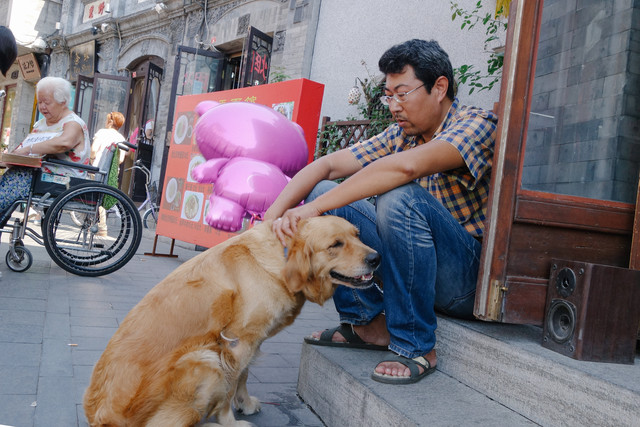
left=374, top=348, right=437, bottom=378
left=310, top=313, right=389, bottom=347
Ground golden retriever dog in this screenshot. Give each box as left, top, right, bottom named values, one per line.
left=83, top=216, right=380, bottom=427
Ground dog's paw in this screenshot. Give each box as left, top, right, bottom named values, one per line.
left=234, top=395, right=261, bottom=415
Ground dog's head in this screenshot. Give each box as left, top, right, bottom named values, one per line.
left=282, top=216, right=380, bottom=304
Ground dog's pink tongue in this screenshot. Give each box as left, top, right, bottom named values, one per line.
left=356, top=273, right=374, bottom=281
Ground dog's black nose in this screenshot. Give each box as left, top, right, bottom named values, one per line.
left=366, top=252, right=381, bottom=270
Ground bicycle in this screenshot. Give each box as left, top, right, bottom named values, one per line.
left=70, top=156, right=159, bottom=230
left=125, top=160, right=159, bottom=230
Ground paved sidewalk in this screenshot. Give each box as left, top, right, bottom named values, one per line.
left=0, top=229, right=339, bottom=426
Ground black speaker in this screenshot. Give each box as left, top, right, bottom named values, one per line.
left=542, top=259, right=640, bottom=364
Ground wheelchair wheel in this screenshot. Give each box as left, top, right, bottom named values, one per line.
left=6, top=245, right=33, bottom=272
left=42, top=183, right=142, bottom=277
left=142, top=207, right=158, bottom=230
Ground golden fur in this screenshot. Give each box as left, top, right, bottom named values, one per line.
left=83, top=216, right=379, bottom=427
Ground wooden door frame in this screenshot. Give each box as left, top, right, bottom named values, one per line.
left=474, top=0, right=638, bottom=324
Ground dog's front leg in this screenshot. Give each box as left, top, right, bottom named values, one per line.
left=206, top=394, right=254, bottom=427
left=233, top=367, right=261, bottom=415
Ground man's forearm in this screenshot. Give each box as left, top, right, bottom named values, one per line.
left=264, top=158, right=332, bottom=219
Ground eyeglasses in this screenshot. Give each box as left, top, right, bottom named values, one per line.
left=379, top=83, right=425, bottom=106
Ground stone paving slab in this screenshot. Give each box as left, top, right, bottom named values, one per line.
left=0, top=231, right=337, bottom=427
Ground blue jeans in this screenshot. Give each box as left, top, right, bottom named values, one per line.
left=307, top=180, right=481, bottom=358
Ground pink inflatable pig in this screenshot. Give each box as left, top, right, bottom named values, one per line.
left=190, top=101, right=308, bottom=232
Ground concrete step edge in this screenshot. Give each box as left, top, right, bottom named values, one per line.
left=435, top=317, right=639, bottom=426
left=298, top=341, right=536, bottom=426
left=297, top=343, right=416, bottom=427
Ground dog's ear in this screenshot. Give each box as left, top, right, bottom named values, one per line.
left=282, top=221, right=335, bottom=305
left=283, top=232, right=313, bottom=294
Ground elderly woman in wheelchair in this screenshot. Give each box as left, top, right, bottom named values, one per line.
left=0, top=77, right=91, bottom=212
left=0, top=77, right=142, bottom=277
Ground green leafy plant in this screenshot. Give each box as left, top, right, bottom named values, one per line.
left=353, top=61, right=393, bottom=132
left=451, top=1, right=507, bottom=94
left=315, top=122, right=343, bottom=159
left=316, top=61, right=393, bottom=159
left=269, top=67, right=290, bottom=83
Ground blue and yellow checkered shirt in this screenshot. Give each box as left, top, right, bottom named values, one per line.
left=349, top=98, right=498, bottom=237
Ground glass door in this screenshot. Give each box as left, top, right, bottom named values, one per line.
left=90, top=74, right=132, bottom=138
left=74, top=73, right=131, bottom=137
left=520, top=4, right=638, bottom=204
left=74, top=75, right=94, bottom=129
left=130, top=62, right=163, bottom=201
left=474, top=0, right=639, bottom=324
left=167, top=46, right=225, bottom=133
left=238, top=26, right=273, bottom=88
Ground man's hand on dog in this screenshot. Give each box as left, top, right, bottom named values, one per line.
left=269, top=203, right=322, bottom=246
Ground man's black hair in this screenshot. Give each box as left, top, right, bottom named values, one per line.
left=0, top=26, right=17, bottom=77
left=378, top=39, right=455, bottom=101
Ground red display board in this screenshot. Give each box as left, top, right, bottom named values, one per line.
left=156, top=78, right=324, bottom=248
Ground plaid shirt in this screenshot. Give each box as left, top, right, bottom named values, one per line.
left=349, top=98, right=498, bottom=237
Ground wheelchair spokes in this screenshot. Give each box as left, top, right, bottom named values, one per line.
left=42, top=184, right=142, bottom=276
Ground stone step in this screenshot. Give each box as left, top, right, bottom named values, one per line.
left=297, top=316, right=640, bottom=426
left=297, top=345, right=535, bottom=426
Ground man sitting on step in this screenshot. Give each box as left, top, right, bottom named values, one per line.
left=265, top=39, right=498, bottom=384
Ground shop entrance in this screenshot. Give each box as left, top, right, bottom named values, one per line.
left=75, top=59, right=163, bottom=202
left=160, top=28, right=273, bottom=195
left=122, top=59, right=163, bottom=202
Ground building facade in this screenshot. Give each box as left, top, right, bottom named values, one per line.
left=2, top=0, right=502, bottom=201
left=49, top=0, right=323, bottom=200
left=1, top=0, right=60, bottom=151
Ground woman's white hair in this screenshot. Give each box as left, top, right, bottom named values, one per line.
left=36, top=76, right=72, bottom=106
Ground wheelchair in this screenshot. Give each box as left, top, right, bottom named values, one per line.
left=0, top=142, right=143, bottom=277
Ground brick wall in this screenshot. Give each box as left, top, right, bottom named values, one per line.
left=522, top=0, right=640, bottom=204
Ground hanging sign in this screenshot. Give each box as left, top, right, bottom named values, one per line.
left=69, top=41, right=95, bottom=81
left=17, top=54, right=41, bottom=81
left=239, top=27, right=273, bottom=87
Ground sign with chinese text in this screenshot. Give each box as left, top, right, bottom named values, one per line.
left=239, top=26, right=272, bottom=87
left=82, top=1, right=110, bottom=22
left=156, top=78, right=324, bottom=248
left=69, top=41, right=95, bottom=81
left=17, top=54, right=41, bottom=81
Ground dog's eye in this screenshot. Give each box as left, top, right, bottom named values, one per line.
left=329, top=240, right=344, bottom=249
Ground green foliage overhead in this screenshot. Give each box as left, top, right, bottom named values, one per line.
left=451, top=1, right=507, bottom=95
left=316, top=61, right=392, bottom=159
